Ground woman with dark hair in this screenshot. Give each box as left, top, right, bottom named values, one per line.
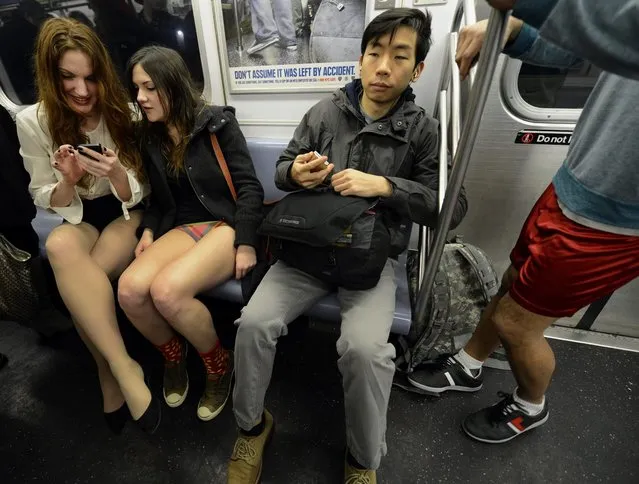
left=118, top=46, right=264, bottom=421
left=15, top=18, right=159, bottom=434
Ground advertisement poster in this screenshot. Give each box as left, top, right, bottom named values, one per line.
left=213, top=0, right=368, bottom=93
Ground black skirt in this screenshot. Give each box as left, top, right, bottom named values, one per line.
left=83, top=195, right=140, bottom=232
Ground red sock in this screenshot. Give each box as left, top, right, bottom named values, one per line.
left=156, top=336, right=183, bottom=363
left=199, top=340, right=228, bottom=376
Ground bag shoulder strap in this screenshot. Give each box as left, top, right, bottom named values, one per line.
left=408, top=263, right=451, bottom=370
left=210, top=133, right=237, bottom=201
left=454, top=244, right=499, bottom=303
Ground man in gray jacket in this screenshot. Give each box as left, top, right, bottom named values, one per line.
left=410, top=0, right=639, bottom=444
left=227, top=8, right=468, bottom=484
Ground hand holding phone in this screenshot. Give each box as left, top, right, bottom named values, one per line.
left=291, top=151, right=334, bottom=189
left=313, top=151, right=328, bottom=164
left=313, top=151, right=334, bottom=184
left=74, top=144, right=122, bottom=179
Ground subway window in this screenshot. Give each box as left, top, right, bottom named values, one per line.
left=0, top=0, right=203, bottom=106
left=517, top=61, right=601, bottom=110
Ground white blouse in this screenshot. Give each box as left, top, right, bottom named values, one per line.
left=15, top=102, right=148, bottom=224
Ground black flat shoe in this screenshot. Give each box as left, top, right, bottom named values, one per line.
left=104, top=402, right=131, bottom=435
left=133, top=395, right=162, bottom=434
left=0, top=353, right=7, bottom=371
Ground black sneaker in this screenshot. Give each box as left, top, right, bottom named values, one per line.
left=407, top=354, right=483, bottom=393
left=462, top=392, right=549, bottom=443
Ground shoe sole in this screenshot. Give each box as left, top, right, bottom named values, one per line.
left=461, top=412, right=549, bottom=444
left=406, top=375, right=483, bottom=394
left=197, top=368, right=235, bottom=422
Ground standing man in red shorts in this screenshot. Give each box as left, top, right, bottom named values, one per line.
left=407, top=0, right=639, bottom=443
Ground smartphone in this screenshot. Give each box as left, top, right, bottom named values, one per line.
left=76, top=143, right=103, bottom=161
left=313, top=151, right=333, bottom=185
left=313, top=151, right=329, bottom=167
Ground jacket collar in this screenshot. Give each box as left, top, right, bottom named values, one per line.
left=145, top=104, right=234, bottom=174
left=191, top=103, right=235, bottom=136
left=334, top=79, right=421, bottom=139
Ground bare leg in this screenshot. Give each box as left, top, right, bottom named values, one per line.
left=150, top=225, right=236, bottom=352
left=461, top=291, right=556, bottom=443
left=464, top=265, right=519, bottom=361
left=118, top=229, right=197, bottom=347
left=493, top=295, right=556, bottom=403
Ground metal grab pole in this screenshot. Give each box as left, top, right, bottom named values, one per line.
left=449, top=32, right=462, bottom=158
left=233, top=0, right=243, bottom=52
left=414, top=8, right=511, bottom=328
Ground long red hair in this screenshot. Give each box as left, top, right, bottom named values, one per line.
left=34, top=18, right=143, bottom=185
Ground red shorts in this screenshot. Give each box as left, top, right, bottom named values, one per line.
left=509, top=184, right=639, bottom=318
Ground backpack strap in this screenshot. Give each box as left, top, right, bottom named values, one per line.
left=408, top=262, right=451, bottom=370
left=210, top=133, right=237, bottom=201
left=455, top=244, right=498, bottom=304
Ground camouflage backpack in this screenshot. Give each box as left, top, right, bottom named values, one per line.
left=393, top=236, right=499, bottom=392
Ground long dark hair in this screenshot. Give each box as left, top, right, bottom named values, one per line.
left=126, top=45, right=202, bottom=175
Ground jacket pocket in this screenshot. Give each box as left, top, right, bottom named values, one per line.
left=317, top=132, right=334, bottom=161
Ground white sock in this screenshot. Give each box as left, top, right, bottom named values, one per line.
left=513, top=387, right=545, bottom=416
left=454, top=349, right=483, bottom=371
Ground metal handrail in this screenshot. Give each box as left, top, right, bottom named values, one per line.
left=418, top=0, right=478, bottom=288
left=420, top=90, right=450, bottom=286
left=449, top=32, right=462, bottom=157
left=437, top=90, right=448, bottom=212
left=463, top=0, right=477, bottom=26
left=413, top=8, right=510, bottom=332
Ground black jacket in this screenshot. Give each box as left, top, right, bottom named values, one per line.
left=137, top=105, right=264, bottom=247
left=0, top=105, right=36, bottom=228
left=275, top=80, right=468, bottom=257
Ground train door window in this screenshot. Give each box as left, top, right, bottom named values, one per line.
left=517, top=61, right=601, bottom=110
left=0, top=0, right=203, bottom=106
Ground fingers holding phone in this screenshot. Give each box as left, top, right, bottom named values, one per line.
left=291, top=151, right=334, bottom=189
left=75, top=143, right=104, bottom=177
left=75, top=143, right=123, bottom=178
left=52, top=144, right=85, bottom=185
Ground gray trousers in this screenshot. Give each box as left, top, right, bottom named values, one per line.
left=233, top=259, right=398, bottom=470
left=249, top=0, right=296, bottom=45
